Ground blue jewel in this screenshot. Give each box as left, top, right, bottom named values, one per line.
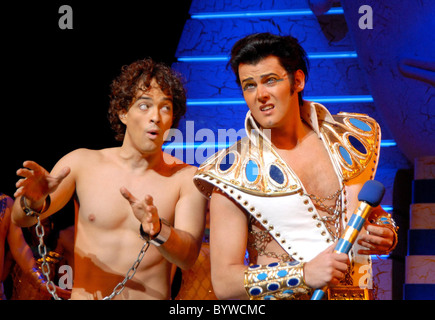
left=249, top=287, right=262, bottom=296
left=277, top=270, right=288, bottom=277
left=267, top=282, right=280, bottom=291
left=245, top=160, right=259, bottom=182
left=287, top=277, right=300, bottom=287
left=349, top=118, right=371, bottom=132
left=269, top=164, right=285, bottom=184
left=257, top=273, right=267, bottom=281
left=339, top=146, right=353, bottom=165
left=267, top=262, right=279, bottom=268
left=219, top=152, right=235, bottom=171
left=249, top=264, right=261, bottom=270
left=348, top=135, right=367, bottom=154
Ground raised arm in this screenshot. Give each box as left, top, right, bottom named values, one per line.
left=12, top=152, right=79, bottom=227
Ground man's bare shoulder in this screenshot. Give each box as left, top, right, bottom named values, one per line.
left=161, top=152, right=199, bottom=184
left=56, top=148, right=119, bottom=173
left=62, top=147, right=117, bottom=161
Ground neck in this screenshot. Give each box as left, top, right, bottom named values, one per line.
left=118, top=144, right=165, bottom=173
left=270, top=117, right=312, bottom=150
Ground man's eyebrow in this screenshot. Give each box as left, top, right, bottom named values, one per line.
left=241, top=77, right=254, bottom=84
left=260, top=72, right=280, bottom=79
left=241, top=73, right=280, bottom=83
left=137, top=96, right=173, bottom=103
left=137, top=96, right=152, bottom=101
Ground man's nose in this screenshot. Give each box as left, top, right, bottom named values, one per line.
left=149, top=107, right=161, bottom=123
left=257, top=84, right=270, bottom=102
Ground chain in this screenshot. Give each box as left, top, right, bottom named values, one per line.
left=305, top=182, right=346, bottom=241
left=35, top=215, right=61, bottom=300
left=248, top=222, right=292, bottom=262
left=102, top=241, right=150, bottom=300
left=34, top=215, right=150, bottom=300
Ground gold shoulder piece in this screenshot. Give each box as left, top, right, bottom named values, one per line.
left=320, top=112, right=381, bottom=181
left=194, top=136, right=301, bottom=198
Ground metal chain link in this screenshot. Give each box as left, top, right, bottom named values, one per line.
left=35, top=216, right=61, bottom=300
left=102, top=241, right=150, bottom=300
left=35, top=216, right=150, bottom=300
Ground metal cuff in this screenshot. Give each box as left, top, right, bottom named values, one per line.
left=139, top=218, right=171, bottom=247
left=20, top=195, right=51, bottom=217
left=244, top=261, right=311, bottom=300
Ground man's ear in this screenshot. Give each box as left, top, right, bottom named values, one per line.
left=119, top=111, right=127, bottom=124
left=293, top=69, right=306, bottom=92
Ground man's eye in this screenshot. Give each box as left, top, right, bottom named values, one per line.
left=243, top=83, right=256, bottom=91
left=139, top=103, right=149, bottom=110
left=265, top=78, right=278, bottom=85
left=162, top=105, right=172, bottom=112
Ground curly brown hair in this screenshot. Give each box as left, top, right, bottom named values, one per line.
left=108, top=58, right=187, bottom=141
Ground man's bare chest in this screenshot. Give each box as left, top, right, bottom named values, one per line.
left=278, top=137, right=340, bottom=198
left=74, top=168, right=179, bottom=228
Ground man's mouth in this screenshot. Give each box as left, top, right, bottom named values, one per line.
left=260, top=104, right=275, bottom=112
left=146, top=129, right=160, bottom=139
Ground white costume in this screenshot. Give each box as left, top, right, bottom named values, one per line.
left=194, top=101, right=381, bottom=299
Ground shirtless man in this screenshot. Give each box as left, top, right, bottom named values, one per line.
left=194, top=33, right=398, bottom=300
left=12, top=58, right=207, bottom=300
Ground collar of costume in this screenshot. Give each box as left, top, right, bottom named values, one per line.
left=194, top=101, right=381, bottom=261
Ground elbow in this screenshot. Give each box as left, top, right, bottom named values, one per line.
left=211, top=271, right=244, bottom=300
left=213, top=285, right=232, bottom=300
left=11, top=215, right=36, bottom=228
left=178, top=257, right=196, bottom=271
left=212, top=280, right=238, bottom=300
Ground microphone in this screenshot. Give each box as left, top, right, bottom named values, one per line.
left=311, top=180, right=385, bottom=300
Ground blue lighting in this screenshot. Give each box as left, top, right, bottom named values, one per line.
left=186, top=99, right=246, bottom=106
left=191, top=8, right=344, bottom=19
left=305, top=95, right=374, bottom=103
left=177, top=51, right=357, bottom=62
left=309, top=52, right=358, bottom=59
left=164, top=141, right=396, bottom=150
left=381, top=205, right=393, bottom=212
left=371, top=254, right=390, bottom=260
left=177, top=56, right=229, bottom=62
left=380, top=140, right=397, bottom=147
left=187, top=95, right=374, bottom=106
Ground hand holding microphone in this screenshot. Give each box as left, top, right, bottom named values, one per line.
left=310, top=180, right=385, bottom=300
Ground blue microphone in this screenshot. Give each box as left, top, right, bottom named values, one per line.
left=311, top=180, right=385, bottom=300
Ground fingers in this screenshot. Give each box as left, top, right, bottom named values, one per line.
left=14, top=186, right=24, bottom=198
left=144, top=194, right=154, bottom=206
left=120, top=187, right=136, bottom=204
left=22, top=160, right=42, bottom=171
left=357, top=224, right=394, bottom=254
left=16, top=167, right=34, bottom=179
left=55, top=167, right=71, bottom=181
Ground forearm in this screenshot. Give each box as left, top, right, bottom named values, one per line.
left=212, top=263, right=248, bottom=300
left=159, top=227, right=202, bottom=270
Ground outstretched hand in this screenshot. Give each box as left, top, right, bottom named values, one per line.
left=120, top=187, right=161, bottom=236
left=14, top=160, right=70, bottom=208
